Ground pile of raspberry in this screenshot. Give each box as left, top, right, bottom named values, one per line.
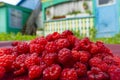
left=0, top=30, right=120, bottom=80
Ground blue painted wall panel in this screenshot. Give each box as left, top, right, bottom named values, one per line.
left=20, top=0, right=40, bottom=10
left=94, top=0, right=119, bottom=37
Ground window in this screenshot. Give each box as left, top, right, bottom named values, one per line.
left=9, top=8, right=22, bottom=29
left=97, top=0, right=115, bottom=7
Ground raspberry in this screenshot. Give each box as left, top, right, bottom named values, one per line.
left=103, top=56, right=114, bottom=65
left=90, top=43, right=99, bottom=55
left=0, top=54, right=15, bottom=71
left=96, top=41, right=111, bottom=54
left=25, top=53, right=40, bottom=69
left=67, top=35, right=78, bottom=46
left=52, top=32, right=60, bottom=40
left=60, top=68, right=78, bottom=80
left=34, top=36, right=47, bottom=45
left=14, top=67, right=26, bottom=76
left=12, top=54, right=26, bottom=69
left=30, top=43, right=44, bottom=54
left=79, top=51, right=91, bottom=63
left=60, top=30, right=73, bottom=38
left=39, top=58, right=47, bottom=70
left=89, top=57, right=102, bottom=67
left=95, top=72, right=109, bottom=80
left=72, top=39, right=81, bottom=51
left=97, top=62, right=108, bottom=72
left=79, top=37, right=91, bottom=51
left=29, top=65, right=43, bottom=79
left=0, top=48, right=13, bottom=55
left=45, top=42, right=57, bottom=53
left=12, top=54, right=26, bottom=76
left=16, top=42, right=29, bottom=54
left=71, top=50, right=80, bottom=61
left=58, top=48, right=73, bottom=66
left=45, top=34, right=53, bottom=41
left=43, top=64, right=61, bottom=80
left=113, top=56, right=120, bottom=66
left=87, top=67, right=109, bottom=80
left=43, top=53, right=58, bottom=66
left=0, top=48, right=5, bottom=56
left=0, top=66, right=6, bottom=79
left=55, top=38, right=70, bottom=50
left=109, top=67, right=120, bottom=80
left=108, top=65, right=118, bottom=73
left=74, top=62, right=87, bottom=77
left=11, top=41, right=20, bottom=46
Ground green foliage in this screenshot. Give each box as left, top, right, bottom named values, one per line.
left=93, top=34, right=120, bottom=44
left=89, top=27, right=97, bottom=39
left=0, top=32, right=36, bottom=41
left=67, top=10, right=81, bottom=15
left=85, top=9, right=92, bottom=15
left=72, top=28, right=120, bottom=44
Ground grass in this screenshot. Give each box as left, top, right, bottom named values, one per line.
left=0, top=32, right=36, bottom=41
left=0, top=32, right=120, bottom=44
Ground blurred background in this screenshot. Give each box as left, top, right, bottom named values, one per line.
left=0, top=0, right=120, bottom=44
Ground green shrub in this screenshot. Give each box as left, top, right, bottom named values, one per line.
left=0, top=32, right=36, bottom=41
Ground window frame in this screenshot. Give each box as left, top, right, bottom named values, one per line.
left=97, top=0, right=116, bottom=7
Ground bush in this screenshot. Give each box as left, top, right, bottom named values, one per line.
left=0, top=32, right=36, bottom=41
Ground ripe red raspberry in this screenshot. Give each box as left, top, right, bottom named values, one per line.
left=113, top=56, right=120, bottom=66
left=45, top=42, right=57, bottom=53
left=43, top=53, right=58, bottom=66
left=72, top=39, right=82, bottom=51
left=90, top=43, right=99, bottom=55
left=11, top=41, right=20, bottom=46
left=108, top=65, right=118, bottom=73
left=96, top=41, right=111, bottom=54
left=97, top=62, right=108, bottom=72
left=87, top=67, right=109, bottom=80
left=109, top=67, right=120, bottom=80
left=52, top=32, right=60, bottom=40
left=55, top=38, right=70, bottom=50
left=0, top=66, right=6, bottom=79
left=12, top=54, right=26, bottom=75
left=58, top=48, right=73, bottom=65
left=79, top=51, right=91, bottom=63
left=0, top=48, right=13, bottom=55
left=91, top=67, right=102, bottom=74
left=39, top=58, right=47, bottom=70
left=43, top=64, right=62, bottom=80
left=30, top=43, right=44, bottom=54
left=71, top=50, right=80, bottom=61
left=29, top=65, right=43, bottom=79
left=79, top=37, right=91, bottom=51
left=45, top=34, right=53, bottom=41
left=103, top=56, right=114, bottom=65
left=89, top=57, right=102, bottom=67
left=34, top=36, right=47, bottom=45
left=25, top=53, right=40, bottom=69
left=0, top=48, right=5, bottom=56
left=60, top=30, right=73, bottom=38
left=13, top=54, right=26, bottom=69
left=16, top=42, right=29, bottom=54
left=60, top=68, right=78, bottom=80
left=67, top=35, right=78, bottom=46
left=14, top=67, right=26, bottom=76
left=74, top=62, right=87, bottom=77
left=0, top=54, right=15, bottom=71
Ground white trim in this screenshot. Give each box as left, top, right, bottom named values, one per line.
left=97, top=0, right=116, bottom=7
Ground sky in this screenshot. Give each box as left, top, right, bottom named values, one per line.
left=0, top=0, right=21, bottom=5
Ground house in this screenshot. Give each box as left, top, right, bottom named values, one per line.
left=41, top=0, right=120, bottom=37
